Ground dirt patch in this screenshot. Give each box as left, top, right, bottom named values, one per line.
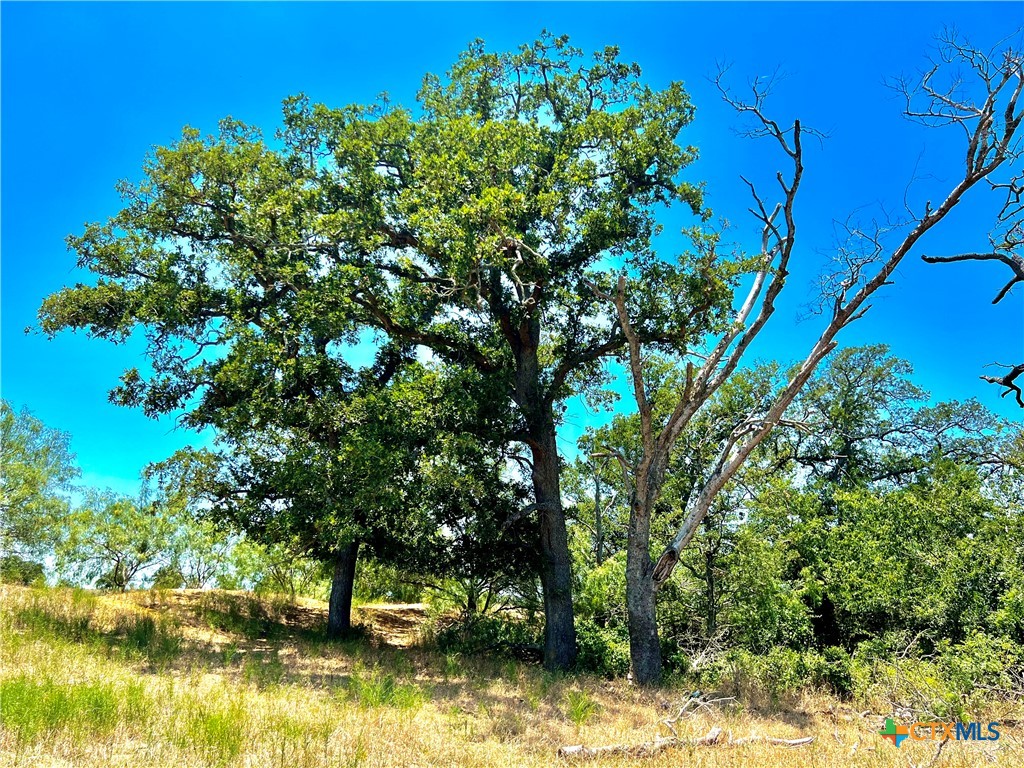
left=356, top=603, right=428, bottom=647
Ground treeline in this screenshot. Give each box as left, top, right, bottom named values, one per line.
left=562, top=347, right=1023, bottom=692
left=22, top=31, right=1024, bottom=686
left=4, top=343, right=1022, bottom=699
left=0, top=399, right=512, bottom=608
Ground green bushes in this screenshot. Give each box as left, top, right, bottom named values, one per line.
left=681, top=632, right=1022, bottom=714
left=692, top=646, right=854, bottom=703
left=432, top=614, right=542, bottom=659
left=574, top=619, right=630, bottom=677
left=852, top=631, right=1024, bottom=720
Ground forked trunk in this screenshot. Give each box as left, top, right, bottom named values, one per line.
left=327, top=541, right=359, bottom=639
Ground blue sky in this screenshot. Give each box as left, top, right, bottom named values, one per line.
left=2, top=2, right=1022, bottom=495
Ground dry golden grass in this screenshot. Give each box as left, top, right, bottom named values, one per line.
left=1, top=585, right=1020, bottom=767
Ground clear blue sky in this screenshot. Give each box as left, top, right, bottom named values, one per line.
left=2, top=2, right=1021, bottom=495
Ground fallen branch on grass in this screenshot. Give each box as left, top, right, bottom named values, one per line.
left=730, top=734, right=815, bottom=747
left=558, top=727, right=723, bottom=759
left=557, top=726, right=814, bottom=760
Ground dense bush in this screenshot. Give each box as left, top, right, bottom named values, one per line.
left=431, top=614, right=542, bottom=660
left=852, top=631, right=1024, bottom=719
left=694, top=647, right=851, bottom=704
left=574, top=618, right=630, bottom=677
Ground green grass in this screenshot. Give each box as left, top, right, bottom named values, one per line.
left=174, top=696, right=249, bottom=766
left=563, top=689, right=601, bottom=727
left=196, top=592, right=289, bottom=641
left=10, top=588, right=97, bottom=642
left=0, top=674, right=150, bottom=743
left=8, top=588, right=183, bottom=664
left=346, top=666, right=425, bottom=709
left=243, top=651, right=287, bottom=687
left=114, top=613, right=183, bottom=664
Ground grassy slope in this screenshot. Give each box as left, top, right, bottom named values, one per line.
left=1, top=586, right=1019, bottom=767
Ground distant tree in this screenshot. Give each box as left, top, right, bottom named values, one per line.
left=0, top=401, right=79, bottom=559
left=0, top=554, right=46, bottom=586
left=777, top=345, right=1016, bottom=490
left=221, top=538, right=329, bottom=599
left=56, top=491, right=173, bottom=591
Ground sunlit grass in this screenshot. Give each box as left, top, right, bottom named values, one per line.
left=563, top=688, right=601, bottom=727
left=1, top=584, right=1021, bottom=768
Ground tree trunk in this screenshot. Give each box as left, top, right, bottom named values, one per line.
left=594, top=471, right=605, bottom=565
left=327, top=541, right=359, bottom=640
left=626, top=498, right=661, bottom=685
left=705, top=548, right=717, bottom=636
left=531, top=420, right=577, bottom=671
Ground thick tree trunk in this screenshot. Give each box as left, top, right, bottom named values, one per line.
left=626, top=499, right=661, bottom=685
left=327, top=541, right=359, bottom=640
left=531, top=420, right=577, bottom=671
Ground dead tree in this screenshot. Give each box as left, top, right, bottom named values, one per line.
left=922, top=170, right=1024, bottom=406
left=591, top=31, right=1023, bottom=684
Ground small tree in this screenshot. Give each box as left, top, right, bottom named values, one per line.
left=57, top=491, right=174, bottom=590
left=0, top=401, right=79, bottom=559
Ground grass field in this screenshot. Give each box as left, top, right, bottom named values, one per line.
left=1, top=585, right=1020, bottom=767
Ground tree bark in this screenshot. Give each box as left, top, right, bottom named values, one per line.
left=625, top=498, right=661, bottom=685
left=530, top=419, right=577, bottom=671
left=594, top=471, right=605, bottom=565
left=705, top=550, right=717, bottom=636
left=327, top=541, right=359, bottom=639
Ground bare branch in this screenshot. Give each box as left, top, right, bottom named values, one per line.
left=653, top=30, right=1024, bottom=585
left=922, top=251, right=1024, bottom=303
left=980, top=363, right=1024, bottom=407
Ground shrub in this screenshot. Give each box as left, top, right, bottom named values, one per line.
left=432, top=614, right=542, bottom=660
left=853, top=631, right=1024, bottom=719
left=697, top=647, right=854, bottom=704
left=574, top=618, right=630, bottom=677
